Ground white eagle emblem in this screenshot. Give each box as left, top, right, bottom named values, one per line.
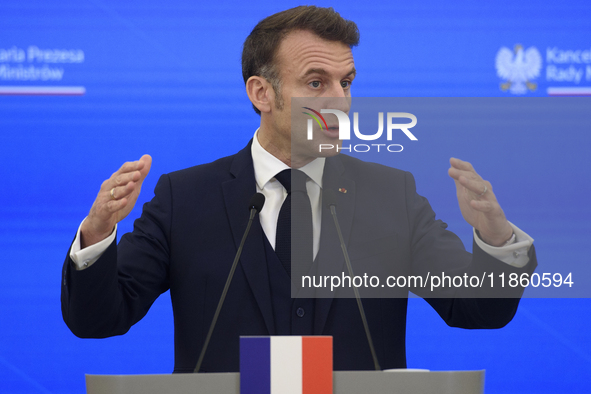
left=495, top=44, right=542, bottom=94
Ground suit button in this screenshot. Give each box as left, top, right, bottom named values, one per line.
left=296, top=307, right=305, bottom=318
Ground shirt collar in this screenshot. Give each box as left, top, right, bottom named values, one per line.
left=251, top=129, right=325, bottom=189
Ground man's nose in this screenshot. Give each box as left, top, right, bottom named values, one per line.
left=324, top=95, right=351, bottom=115
left=325, top=82, right=348, bottom=98
left=323, top=84, right=351, bottom=113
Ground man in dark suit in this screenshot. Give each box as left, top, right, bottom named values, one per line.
left=61, top=6, right=536, bottom=373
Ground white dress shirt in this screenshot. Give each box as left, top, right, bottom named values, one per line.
left=251, top=130, right=324, bottom=258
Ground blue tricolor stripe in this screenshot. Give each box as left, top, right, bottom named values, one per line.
left=240, top=337, right=271, bottom=394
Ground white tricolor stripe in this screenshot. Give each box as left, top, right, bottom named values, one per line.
left=271, top=336, right=302, bottom=394
left=0, top=86, right=86, bottom=95
left=547, top=87, right=591, bottom=96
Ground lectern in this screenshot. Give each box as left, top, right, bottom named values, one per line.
left=86, top=370, right=485, bottom=394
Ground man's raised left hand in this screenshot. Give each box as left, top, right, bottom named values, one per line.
left=448, top=157, right=513, bottom=247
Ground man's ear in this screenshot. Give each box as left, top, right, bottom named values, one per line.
left=246, top=76, right=273, bottom=114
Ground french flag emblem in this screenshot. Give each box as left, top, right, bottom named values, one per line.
left=240, top=336, right=333, bottom=394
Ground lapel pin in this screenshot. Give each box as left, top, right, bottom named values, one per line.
left=338, top=188, right=347, bottom=194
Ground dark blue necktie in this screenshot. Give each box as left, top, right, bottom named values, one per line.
left=275, top=169, right=313, bottom=281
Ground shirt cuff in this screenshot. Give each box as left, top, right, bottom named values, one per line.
left=69, top=218, right=117, bottom=270
left=474, top=221, right=534, bottom=268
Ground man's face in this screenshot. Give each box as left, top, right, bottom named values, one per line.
left=266, top=30, right=356, bottom=168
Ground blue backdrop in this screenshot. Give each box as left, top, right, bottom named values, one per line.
left=1, top=1, right=590, bottom=393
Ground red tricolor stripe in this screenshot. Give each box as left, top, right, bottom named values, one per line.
left=303, top=337, right=333, bottom=394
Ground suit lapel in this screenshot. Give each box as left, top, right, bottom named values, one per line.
left=314, top=155, right=356, bottom=334
left=222, top=141, right=275, bottom=334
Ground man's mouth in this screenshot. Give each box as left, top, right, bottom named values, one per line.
left=323, top=125, right=339, bottom=139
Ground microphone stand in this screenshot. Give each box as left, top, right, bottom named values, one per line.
left=194, top=194, right=264, bottom=373
left=325, top=190, right=381, bottom=371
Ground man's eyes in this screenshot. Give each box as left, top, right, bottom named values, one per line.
left=308, top=80, right=352, bottom=89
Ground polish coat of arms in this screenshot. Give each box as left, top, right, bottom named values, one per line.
left=496, top=44, right=542, bottom=94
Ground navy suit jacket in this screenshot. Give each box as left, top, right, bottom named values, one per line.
left=61, top=141, right=536, bottom=372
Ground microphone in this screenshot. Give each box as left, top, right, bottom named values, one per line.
left=194, top=192, right=265, bottom=373
left=248, top=193, right=265, bottom=213
left=324, top=189, right=381, bottom=371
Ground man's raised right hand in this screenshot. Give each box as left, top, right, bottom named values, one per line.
left=80, top=155, right=152, bottom=249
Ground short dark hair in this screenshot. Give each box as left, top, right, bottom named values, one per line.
left=242, top=6, right=360, bottom=115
